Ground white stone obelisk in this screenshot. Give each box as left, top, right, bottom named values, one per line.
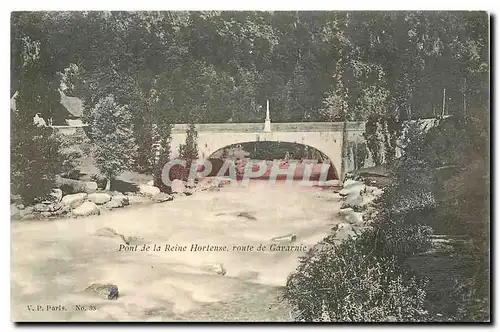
left=264, top=99, right=271, bottom=132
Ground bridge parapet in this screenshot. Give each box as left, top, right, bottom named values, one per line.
left=171, top=122, right=366, bottom=134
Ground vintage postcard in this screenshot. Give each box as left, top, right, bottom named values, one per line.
left=10, top=11, right=490, bottom=322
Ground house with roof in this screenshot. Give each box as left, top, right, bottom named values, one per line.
left=11, top=90, right=86, bottom=132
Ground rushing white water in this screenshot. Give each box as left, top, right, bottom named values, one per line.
left=11, top=180, right=342, bottom=322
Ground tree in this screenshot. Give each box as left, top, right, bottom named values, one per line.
left=178, top=122, right=199, bottom=160
left=177, top=123, right=199, bottom=181
left=152, top=117, right=172, bottom=193
left=89, top=95, right=136, bottom=190
left=11, top=109, right=65, bottom=203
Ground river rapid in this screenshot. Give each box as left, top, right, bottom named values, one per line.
left=11, top=179, right=343, bottom=322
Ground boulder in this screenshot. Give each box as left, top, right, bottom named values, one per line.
left=19, top=206, right=34, bottom=219
left=51, top=204, right=71, bottom=216
left=341, top=193, right=364, bottom=210
left=152, top=193, right=173, bottom=203
left=94, top=227, right=118, bottom=237
left=73, top=201, right=100, bottom=217
left=333, top=222, right=355, bottom=237
left=84, top=182, right=98, bottom=193
left=365, top=186, right=384, bottom=196
left=10, top=194, right=22, bottom=205
left=124, top=236, right=148, bottom=246
left=85, top=283, right=119, bottom=300
left=34, top=203, right=51, bottom=212
left=214, top=177, right=232, bottom=187
left=87, top=193, right=112, bottom=205
left=195, top=181, right=214, bottom=192
left=10, top=204, right=20, bottom=220
left=49, top=188, right=63, bottom=203
left=61, top=193, right=88, bottom=208
left=237, top=212, right=256, bottom=220
left=41, top=211, right=53, bottom=218
left=202, top=263, right=226, bottom=276
left=93, top=228, right=128, bottom=243
left=271, top=233, right=297, bottom=244
left=339, top=181, right=365, bottom=197
left=321, top=180, right=342, bottom=187
left=127, top=195, right=150, bottom=205
left=105, top=199, right=123, bottom=209
left=170, top=179, right=186, bottom=193
left=185, top=181, right=197, bottom=189
left=48, top=203, right=62, bottom=212
left=146, top=180, right=155, bottom=186
left=339, top=208, right=364, bottom=225
left=183, top=188, right=194, bottom=196
left=112, top=193, right=129, bottom=206
left=138, top=184, right=161, bottom=197
left=343, top=179, right=361, bottom=188
left=55, top=177, right=98, bottom=194
left=21, top=214, right=35, bottom=221
left=333, top=222, right=354, bottom=232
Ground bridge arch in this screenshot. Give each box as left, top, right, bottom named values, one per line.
left=169, top=125, right=345, bottom=181
left=206, top=140, right=339, bottom=180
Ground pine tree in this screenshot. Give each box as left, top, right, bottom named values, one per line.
left=179, top=123, right=199, bottom=160
left=178, top=123, right=199, bottom=181
left=89, top=95, right=136, bottom=190
left=153, top=120, right=172, bottom=192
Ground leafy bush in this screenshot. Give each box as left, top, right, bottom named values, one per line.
left=361, top=173, right=435, bottom=261
left=284, top=235, right=429, bottom=322
left=359, top=219, right=433, bottom=261
left=11, top=109, right=65, bottom=204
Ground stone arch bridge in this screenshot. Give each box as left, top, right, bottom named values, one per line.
left=169, top=121, right=368, bottom=180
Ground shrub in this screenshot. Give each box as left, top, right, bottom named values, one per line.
left=284, top=235, right=429, bottom=322
left=359, top=220, right=433, bottom=261
left=362, top=182, right=434, bottom=261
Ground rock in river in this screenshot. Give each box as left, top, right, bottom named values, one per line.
left=138, top=184, right=161, bottom=197
left=61, top=193, right=88, bottom=208
left=152, top=192, right=173, bottom=203
left=170, top=179, right=186, bottom=193
left=87, top=193, right=112, bottom=205
left=105, top=199, right=123, bottom=209
left=112, top=193, right=129, bottom=206
left=73, top=201, right=100, bottom=217
left=85, top=283, right=119, bottom=300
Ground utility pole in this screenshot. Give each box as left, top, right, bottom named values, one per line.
left=441, top=88, right=447, bottom=118
left=463, top=78, right=467, bottom=120
left=339, top=13, right=350, bottom=183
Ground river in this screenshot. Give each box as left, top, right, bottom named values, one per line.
left=11, top=179, right=342, bottom=322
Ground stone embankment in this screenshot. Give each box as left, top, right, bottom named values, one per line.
left=335, top=175, right=385, bottom=239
